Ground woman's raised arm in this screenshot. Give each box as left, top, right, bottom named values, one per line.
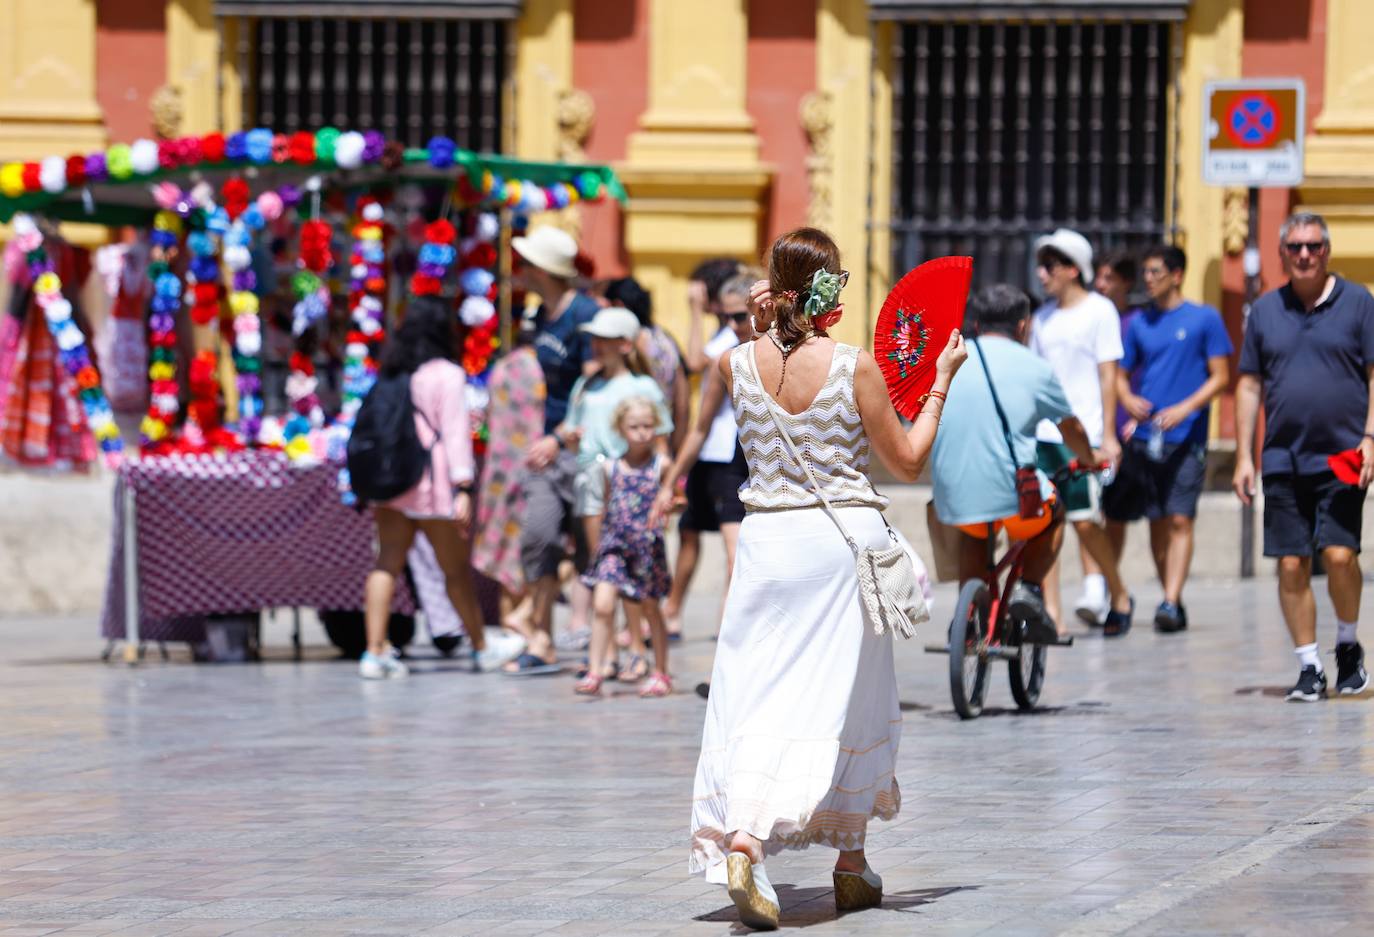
left=854, top=330, right=966, bottom=482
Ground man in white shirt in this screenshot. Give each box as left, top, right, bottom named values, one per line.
left=1030, top=228, right=1134, bottom=635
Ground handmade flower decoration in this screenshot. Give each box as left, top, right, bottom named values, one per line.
left=12, top=215, right=123, bottom=462
left=803, top=268, right=848, bottom=319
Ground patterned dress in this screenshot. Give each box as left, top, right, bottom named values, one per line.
left=581, top=454, right=671, bottom=601
left=472, top=347, right=546, bottom=591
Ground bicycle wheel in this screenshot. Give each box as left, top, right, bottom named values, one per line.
left=949, top=579, right=991, bottom=720
left=1008, top=638, right=1048, bottom=711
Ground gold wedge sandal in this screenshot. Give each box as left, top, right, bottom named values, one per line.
left=833, top=863, right=883, bottom=912
left=726, top=851, right=780, bottom=931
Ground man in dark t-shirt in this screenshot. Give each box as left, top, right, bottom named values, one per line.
left=1234, top=212, right=1374, bottom=702
left=506, top=225, right=600, bottom=674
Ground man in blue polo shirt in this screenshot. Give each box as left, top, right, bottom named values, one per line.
left=1106, top=245, right=1231, bottom=634
left=1234, top=212, right=1374, bottom=702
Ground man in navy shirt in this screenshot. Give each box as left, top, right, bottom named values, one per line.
left=508, top=225, right=601, bottom=674
left=1234, top=212, right=1374, bottom=701
left=1106, top=246, right=1231, bottom=633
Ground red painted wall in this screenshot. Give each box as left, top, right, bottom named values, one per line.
left=747, top=0, right=817, bottom=247
left=96, top=0, right=166, bottom=143
left=573, top=0, right=648, bottom=278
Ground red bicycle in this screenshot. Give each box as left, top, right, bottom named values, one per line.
left=925, top=463, right=1086, bottom=719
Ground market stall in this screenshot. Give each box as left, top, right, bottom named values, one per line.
left=0, top=128, right=625, bottom=662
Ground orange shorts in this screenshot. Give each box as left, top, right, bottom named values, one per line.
left=956, top=493, right=1058, bottom=542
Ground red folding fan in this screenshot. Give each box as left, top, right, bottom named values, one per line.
left=873, top=256, right=974, bottom=419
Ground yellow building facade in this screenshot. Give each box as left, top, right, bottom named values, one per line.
left=1, top=0, right=1369, bottom=352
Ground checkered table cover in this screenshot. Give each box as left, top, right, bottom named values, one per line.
left=100, top=451, right=414, bottom=642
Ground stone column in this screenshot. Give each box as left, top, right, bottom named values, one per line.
left=619, top=0, right=772, bottom=342
left=0, top=0, right=107, bottom=160
left=1300, top=0, right=1374, bottom=287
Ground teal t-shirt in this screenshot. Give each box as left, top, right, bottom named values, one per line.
left=931, top=336, right=1074, bottom=525
left=564, top=371, right=673, bottom=467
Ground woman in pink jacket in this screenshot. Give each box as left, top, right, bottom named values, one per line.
left=361, top=296, right=524, bottom=679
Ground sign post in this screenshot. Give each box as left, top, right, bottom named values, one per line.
left=1202, top=79, right=1305, bottom=579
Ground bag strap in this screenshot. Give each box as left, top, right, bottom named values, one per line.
left=971, top=336, right=1022, bottom=473
left=747, top=342, right=861, bottom=556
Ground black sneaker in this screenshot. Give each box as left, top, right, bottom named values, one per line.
left=432, top=634, right=464, bottom=658
left=1008, top=582, right=1058, bottom=644
left=1335, top=642, right=1370, bottom=695
left=1154, top=601, right=1185, bottom=633
left=1286, top=665, right=1328, bottom=702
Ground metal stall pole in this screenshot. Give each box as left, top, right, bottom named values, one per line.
left=498, top=206, right=513, bottom=351
left=1240, top=185, right=1260, bottom=579
left=122, top=480, right=141, bottom=664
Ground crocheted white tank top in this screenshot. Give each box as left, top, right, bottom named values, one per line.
left=730, top=340, right=887, bottom=514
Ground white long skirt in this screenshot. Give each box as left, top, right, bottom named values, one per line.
left=689, top=506, right=908, bottom=882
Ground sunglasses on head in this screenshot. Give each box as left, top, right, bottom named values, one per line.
left=1283, top=241, right=1326, bottom=256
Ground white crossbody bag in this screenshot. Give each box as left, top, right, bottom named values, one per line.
left=749, top=342, right=929, bottom=639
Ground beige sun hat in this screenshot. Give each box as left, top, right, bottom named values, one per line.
left=512, top=225, right=579, bottom=279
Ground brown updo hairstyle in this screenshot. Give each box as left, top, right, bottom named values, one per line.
left=767, top=227, right=842, bottom=346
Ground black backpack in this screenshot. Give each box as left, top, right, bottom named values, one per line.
left=346, top=372, right=434, bottom=503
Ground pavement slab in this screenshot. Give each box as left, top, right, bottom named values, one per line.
left=3, top=578, right=1374, bottom=934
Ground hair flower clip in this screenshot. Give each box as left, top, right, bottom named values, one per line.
left=803, top=268, right=848, bottom=319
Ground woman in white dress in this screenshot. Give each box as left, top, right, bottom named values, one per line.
left=653, top=227, right=966, bottom=929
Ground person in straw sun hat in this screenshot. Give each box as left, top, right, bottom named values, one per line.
left=503, top=224, right=603, bottom=675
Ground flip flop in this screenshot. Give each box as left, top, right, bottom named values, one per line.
left=502, top=652, right=561, bottom=676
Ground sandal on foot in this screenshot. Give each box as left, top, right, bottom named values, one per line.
left=833, top=863, right=883, bottom=912
left=573, top=673, right=603, bottom=696
left=502, top=653, right=561, bottom=676
left=619, top=654, right=650, bottom=683
left=726, top=851, right=779, bottom=931
left=639, top=671, right=672, bottom=698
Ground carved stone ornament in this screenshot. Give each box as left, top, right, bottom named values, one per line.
left=1223, top=186, right=1248, bottom=256
left=800, top=90, right=834, bottom=230
left=558, top=88, right=595, bottom=163
left=150, top=85, right=184, bottom=140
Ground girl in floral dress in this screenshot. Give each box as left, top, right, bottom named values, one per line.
left=577, top=396, right=672, bottom=698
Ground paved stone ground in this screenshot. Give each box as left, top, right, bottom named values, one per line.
left=3, top=576, right=1374, bottom=936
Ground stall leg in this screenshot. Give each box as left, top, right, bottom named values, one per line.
left=122, top=483, right=141, bottom=665
left=292, top=608, right=302, bottom=661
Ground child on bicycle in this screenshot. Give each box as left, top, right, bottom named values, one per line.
left=577, top=396, right=673, bottom=697
left=929, top=285, right=1099, bottom=640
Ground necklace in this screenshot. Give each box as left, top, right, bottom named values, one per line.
left=766, top=329, right=809, bottom=395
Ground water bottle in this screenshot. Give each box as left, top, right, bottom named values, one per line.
left=1147, top=420, right=1166, bottom=462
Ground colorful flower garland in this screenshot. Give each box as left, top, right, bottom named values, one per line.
left=409, top=217, right=457, bottom=296
left=342, top=198, right=387, bottom=426
left=454, top=168, right=605, bottom=213
left=454, top=212, right=502, bottom=455
left=141, top=210, right=183, bottom=451
left=11, top=215, right=122, bottom=463
left=0, top=127, right=396, bottom=202
left=282, top=218, right=334, bottom=461
left=222, top=180, right=272, bottom=444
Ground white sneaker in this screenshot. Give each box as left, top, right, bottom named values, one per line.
left=473, top=629, right=526, bottom=672
left=1073, top=576, right=1110, bottom=626
left=359, top=649, right=409, bottom=679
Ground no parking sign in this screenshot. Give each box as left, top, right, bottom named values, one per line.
left=1203, top=79, right=1306, bottom=187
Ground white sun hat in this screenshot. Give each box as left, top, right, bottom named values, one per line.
left=512, top=225, right=579, bottom=279
left=1032, top=228, right=1095, bottom=285
left=579, top=306, right=641, bottom=341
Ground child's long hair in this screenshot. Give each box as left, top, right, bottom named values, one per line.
left=766, top=227, right=842, bottom=346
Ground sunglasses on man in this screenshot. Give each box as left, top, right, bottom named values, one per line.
left=725, top=312, right=750, bottom=325
left=1283, top=241, right=1326, bottom=256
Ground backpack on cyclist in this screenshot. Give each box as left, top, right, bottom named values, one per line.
left=345, top=373, right=430, bottom=503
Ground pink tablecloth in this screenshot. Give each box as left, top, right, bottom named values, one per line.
left=100, top=451, right=413, bottom=642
